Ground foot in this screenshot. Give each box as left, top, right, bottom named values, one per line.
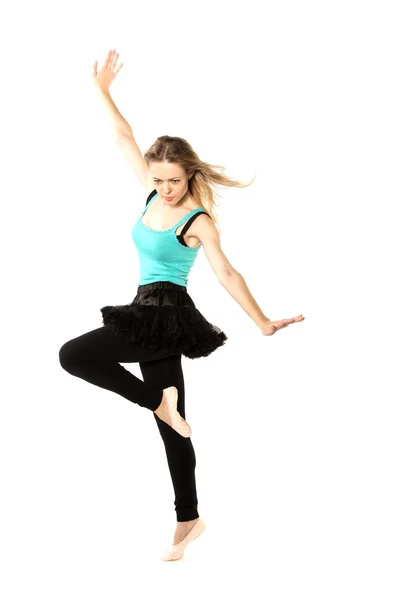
left=173, top=518, right=200, bottom=545
left=154, top=386, right=192, bottom=438
left=161, top=518, right=206, bottom=561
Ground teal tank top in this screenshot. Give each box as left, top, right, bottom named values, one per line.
left=131, top=191, right=211, bottom=287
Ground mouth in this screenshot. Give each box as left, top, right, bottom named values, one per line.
left=163, top=196, right=175, bottom=200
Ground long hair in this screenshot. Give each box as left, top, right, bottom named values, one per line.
left=144, top=135, right=256, bottom=235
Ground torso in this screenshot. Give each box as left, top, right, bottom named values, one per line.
left=142, top=192, right=203, bottom=249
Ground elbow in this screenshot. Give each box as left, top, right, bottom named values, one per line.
left=218, top=268, right=238, bottom=285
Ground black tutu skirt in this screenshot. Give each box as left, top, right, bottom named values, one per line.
left=100, top=281, right=228, bottom=359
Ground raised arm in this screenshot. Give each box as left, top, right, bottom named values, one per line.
left=92, top=49, right=151, bottom=193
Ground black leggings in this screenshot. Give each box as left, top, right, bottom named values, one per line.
left=58, top=324, right=199, bottom=522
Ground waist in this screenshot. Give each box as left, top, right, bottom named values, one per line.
left=137, top=280, right=187, bottom=293
left=133, top=280, right=195, bottom=308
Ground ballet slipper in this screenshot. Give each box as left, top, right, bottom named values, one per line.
left=155, top=386, right=192, bottom=438
left=160, top=518, right=206, bottom=561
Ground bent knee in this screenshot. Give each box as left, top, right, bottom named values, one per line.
left=59, top=340, right=83, bottom=372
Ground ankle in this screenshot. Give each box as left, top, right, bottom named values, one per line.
left=176, top=517, right=199, bottom=527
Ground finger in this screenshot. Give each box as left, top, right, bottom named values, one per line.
left=283, top=316, right=303, bottom=323
left=93, top=60, right=97, bottom=75
left=283, top=315, right=303, bottom=322
left=115, top=62, right=123, bottom=75
left=112, top=52, right=119, bottom=68
left=104, top=49, right=113, bottom=68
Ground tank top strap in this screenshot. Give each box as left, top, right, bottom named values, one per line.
left=173, top=208, right=209, bottom=231
left=180, top=210, right=211, bottom=236
left=143, top=191, right=158, bottom=214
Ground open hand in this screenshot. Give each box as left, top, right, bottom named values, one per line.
left=92, top=48, right=123, bottom=92
left=260, top=314, right=305, bottom=336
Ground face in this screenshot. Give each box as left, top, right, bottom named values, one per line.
left=149, top=161, right=191, bottom=206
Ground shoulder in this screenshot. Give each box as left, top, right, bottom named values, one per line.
left=190, top=211, right=219, bottom=244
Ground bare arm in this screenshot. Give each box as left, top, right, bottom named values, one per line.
left=92, top=49, right=149, bottom=191
left=92, top=50, right=132, bottom=138
left=96, top=88, right=133, bottom=139
left=219, top=271, right=270, bottom=329
left=193, top=215, right=270, bottom=330
left=193, top=215, right=305, bottom=335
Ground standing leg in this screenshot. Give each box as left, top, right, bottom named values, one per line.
left=140, top=355, right=200, bottom=524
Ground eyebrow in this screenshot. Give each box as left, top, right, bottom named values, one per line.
left=152, top=177, right=181, bottom=181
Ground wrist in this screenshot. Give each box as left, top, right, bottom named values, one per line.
left=95, top=84, right=110, bottom=96
left=258, top=316, right=271, bottom=329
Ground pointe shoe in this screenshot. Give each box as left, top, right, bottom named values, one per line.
left=160, top=518, right=206, bottom=561
left=155, top=386, right=192, bottom=438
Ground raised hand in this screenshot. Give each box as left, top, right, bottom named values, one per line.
left=92, top=48, right=123, bottom=92
left=260, top=314, right=305, bottom=336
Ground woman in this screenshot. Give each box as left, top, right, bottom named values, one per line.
left=59, top=49, right=305, bottom=561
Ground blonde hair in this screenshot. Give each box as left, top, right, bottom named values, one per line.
left=144, top=135, right=256, bottom=235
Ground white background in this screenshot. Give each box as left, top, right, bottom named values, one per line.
left=1, top=0, right=399, bottom=598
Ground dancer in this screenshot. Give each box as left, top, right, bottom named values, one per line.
left=59, top=49, right=305, bottom=561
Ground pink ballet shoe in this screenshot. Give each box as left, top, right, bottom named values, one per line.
left=155, top=386, right=192, bottom=438
left=160, top=518, right=206, bottom=561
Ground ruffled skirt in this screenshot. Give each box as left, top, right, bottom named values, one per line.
left=100, top=281, right=228, bottom=359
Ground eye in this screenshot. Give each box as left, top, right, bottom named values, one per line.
left=154, top=180, right=180, bottom=184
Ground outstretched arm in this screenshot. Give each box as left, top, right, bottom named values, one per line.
left=193, top=215, right=305, bottom=335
